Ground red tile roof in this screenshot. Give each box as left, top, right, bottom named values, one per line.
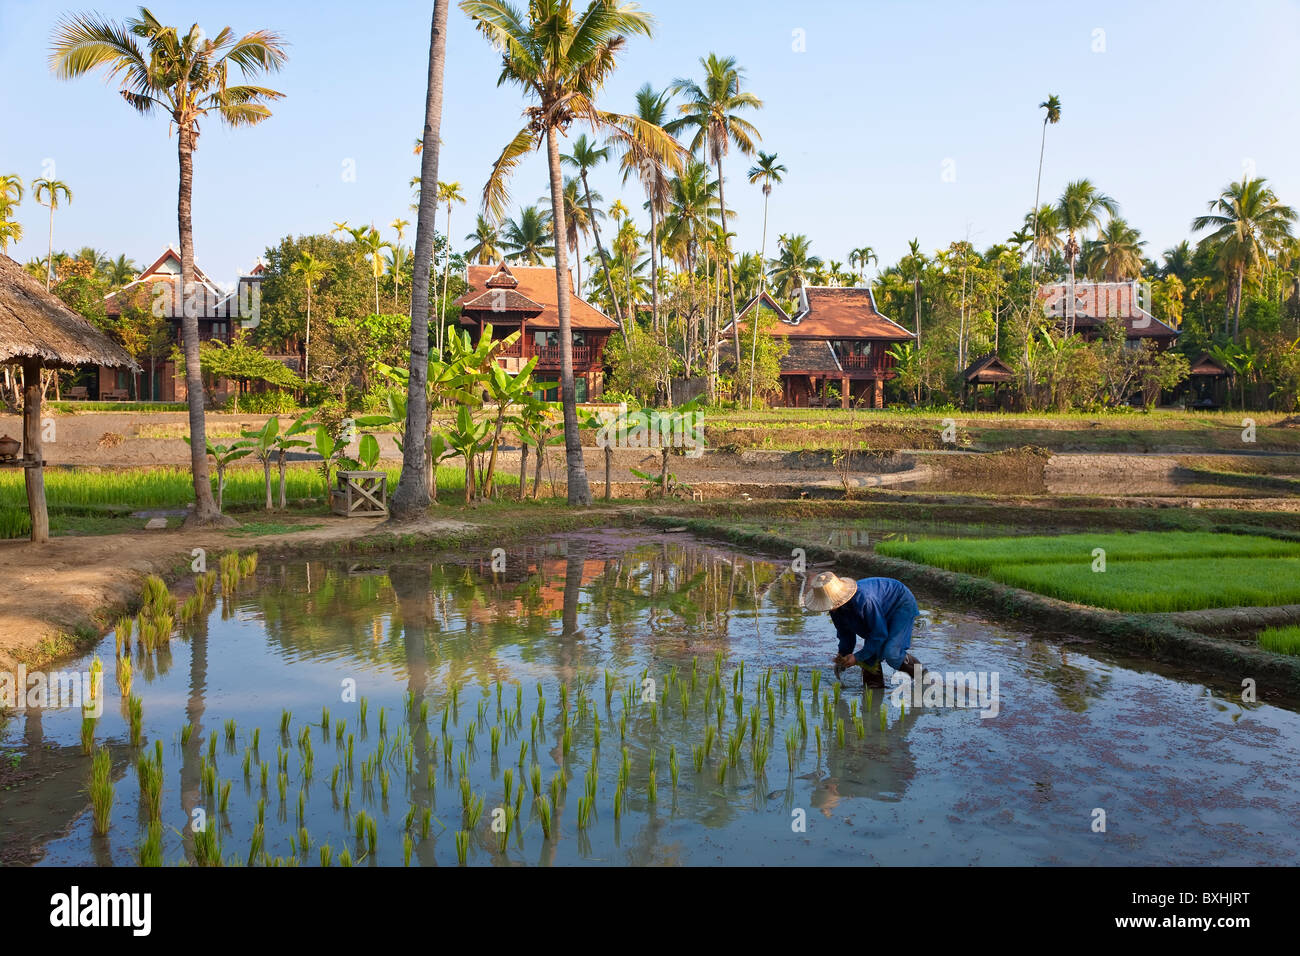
left=1038, top=281, right=1178, bottom=339
left=456, top=262, right=618, bottom=331
left=733, top=286, right=913, bottom=341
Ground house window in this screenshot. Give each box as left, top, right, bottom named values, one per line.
left=535, top=330, right=558, bottom=349
left=572, top=331, right=586, bottom=347
left=211, top=322, right=228, bottom=340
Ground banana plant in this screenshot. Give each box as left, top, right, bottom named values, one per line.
left=186, top=436, right=251, bottom=513
left=446, top=403, right=491, bottom=505
left=272, top=412, right=314, bottom=510
left=583, top=402, right=637, bottom=502
left=242, top=417, right=281, bottom=511
left=314, top=424, right=353, bottom=498
left=480, top=354, right=541, bottom=498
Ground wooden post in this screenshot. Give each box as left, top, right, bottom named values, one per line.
left=23, top=358, right=48, bottom=543
left=840, top=376, right=849, bottom=409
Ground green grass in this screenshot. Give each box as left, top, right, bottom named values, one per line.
left=1257, top=626, right=1300, bottom=656
left=0, top=463, right=508, bottom=538
left=984, top=556, right=1300, bottom=612
left=47, top=401, right=188, bottom=414
left=875, top=530, right=1300, bottom=574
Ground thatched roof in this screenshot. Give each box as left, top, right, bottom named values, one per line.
left=0, top=254, right=138, bottom=370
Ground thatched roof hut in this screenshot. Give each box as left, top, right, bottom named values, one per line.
left=1, top=254, right=138, bottom=543
left=0, top=254, right=137, bottom=369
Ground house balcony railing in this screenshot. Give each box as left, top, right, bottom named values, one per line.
left=838, top=351, right=894, bottom=372
left=535, top=345, right=593, bottom=366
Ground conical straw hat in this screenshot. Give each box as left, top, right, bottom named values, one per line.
left=804, top=572, right=857, bottom=612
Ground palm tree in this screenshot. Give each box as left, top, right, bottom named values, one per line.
left=1029, top=94, right=1061, bottom=284
left=390, top=0, right=450, bottom=522
left=1026, top=204, right=1063, bottom=266
left=103, top=253, right=138, bottom=287
left=619, top=83, right=678, bottom=336
left=462, top=0, right=675, bottom=507
left=1055, top=179, right=1118, bottom=333
left=1192, top=176, right=1298, bottom=339
left=1082, top=218, right=1145, bottom=281
left=744, top=150, right=784, bottom=407
left=51, top=8, right=287, bottom=528
left=669, top=53, right=763, bottom=366
left=546, top=177, right=601, bottom=293
left=31, top=179, right=72, bottom=290
left=662, top=159, right=721, bottom=374
left=387, top=244, right=408, bottom=310
left=353, top=226, right=391, bottom=314
left=435, top=181, right=466, bottom=356
left=849, top=246, right=877, bottom=282
left=0, top=175, right=22, bottom=254
left=290, top=252, right=326, bottom=382
left=561, top=134, right=624, bottom=335
left=464, top=215, right=501, bottom=264
left=901, top=238, right=926, bottom=350
left=1160, top=240, right=1194, bottom=281
left=501, top=206, right=555, bottom=265
left=767, top=233, right=821, bottom=299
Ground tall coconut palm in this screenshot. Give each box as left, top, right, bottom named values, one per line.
left=1055, top=179, right=1118, bottom=334
left=391, top=0, right=450, bottom=521
left=435, top=181, right=465, bottom=356
left=1025, top=204, right=1063, bottom=266
left=901, top=238, right=926, bottom=351
left=1192, top=176, right=1298, bottom=339
left=103, top=253, right=138, bottom=287
left=545, top=177, right=601, bottom=293
left=744, top=149, right=784, bottom=407
left=290, top=252, right=326, bottom=382
left=353, top=225, right=391, bottom=314
left=501, top=205, right=555, bottom=265
left=619, top=83, right=678, bottom=336
left=31, top=179, right=72, bottom=290
left=669, top=53, right=763, bottom=367
left=1029, top=94, right=1061, bottom=284
left=1081, top=217, right=1145, bottom=282
left=462, top=0, right=678, bottom=507
left=0, top=175, right=23, bottom=254
left=464, top=215, right=501, bottom=264
left=561, top=134, right=624, bottom=336
left=1161, top=240, right=1194, bottom=281
left=51, top=7, right=287, bottom=527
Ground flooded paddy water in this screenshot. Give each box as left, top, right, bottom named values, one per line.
left=3, top=528, right=1298, bottom=867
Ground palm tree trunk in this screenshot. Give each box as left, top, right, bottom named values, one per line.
left=45, top=204, right=54, bottom=291
left=581, top=170, right=625, bottom=344
left=304, top=288, right=312, bottom=383
left=1030, top=118, right=1047, bottom=285
left=546, top=124, right=592, bottom=506
left=749, top=190, right=770, bottom=408
left=390, top=0, right=448, bottom=521
left=177, top=127, right=222, bottom=525
left=439, top=201, right=453, bottom=357
left=1232, top=265, right=1244, bottom=340
left=716, top=159, right=740, bottom=369
left=649, top=203, right=660, bottom=334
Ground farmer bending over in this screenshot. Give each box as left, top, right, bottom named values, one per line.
left=805, top=572, right=922, bottom=688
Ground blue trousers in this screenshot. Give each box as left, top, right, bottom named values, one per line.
left=854, top=593, right=918, bottom=669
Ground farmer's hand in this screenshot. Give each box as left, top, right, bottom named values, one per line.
left=834, top=653, right=858, bottom=668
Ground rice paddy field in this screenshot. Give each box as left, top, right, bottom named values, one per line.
left=4, top=528, right=1300, bottom=867
left=874, top=531, right=1300, bottom=612
left=0, top=464, right=493, bottom=538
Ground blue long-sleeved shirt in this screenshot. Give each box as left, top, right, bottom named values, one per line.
left=829, top=577, right=914, bottom=657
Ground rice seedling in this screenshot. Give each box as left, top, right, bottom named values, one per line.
left=260, top=763, right=269, bottom=789
left=650, top=703, right=658, bottom=726
left=704, top=724, right=717, bottom=758
left=613, top=786, right=624, bottom=819
left=330, top=764, right=339, bottom=791
left=90, top=747, right=113, bottom=835
left=490, top=725, right=501, bottom=757
left=346, top=734, right=354, bottom=769
left=537, top=696, right=546, bottom=723
left=550, top=773, right=563, bottom=809
left=647, top=770, right=658, bottom=803
left=836, top=718, right=846, bottom=747
left=536, top=795, right=553, bottom=839
left=785, top=727, right=798, bottom=770
left=466, top=794, right=485, bottom=829
left=339, top=848, right=353, bottom=867
left=219, top=780, right=232, bottom=813
left=516, top=683, right=523, bottom=713
left=202, top=761, right=216, bottom=796
left=716, top=759, right=727, bottom=786
left=593, top=715, right=601, bottom=748
left=335, top=720, right=345, bottom=744
left=193, top=826, right=221, bottom=867
left=366, top=815, right=378, bottom=855
left=137, top=755, right=162, bottom=821
left=252, top=727, right=261, bottom=751
left=320, top=843, right=333, bottom=867
left=403, top=832, right=414, bottom=866
left=503, top=767, right=514, bottom=805
left=114, top=616, right=133, bottom=656
left=811, top=670, right=821, bottom=699
left=138, top=821, right=163, bottom=867
left=855, top=715, right=865, bottom=739
left=224, top=718, right=237, bottom=743
left=207, top=732, right=218, bottom=762
left=815, top=726, right=822, bottom=763
left=562, top=724, right=573, bottom=756
left=880, top=704, right=888, bottom=731
left=80, top=716, right=96, bottom=755
left=277, top=772, right=288, bottom=802
left=1258, top=625, right=1300, bottom=656
left=360, top=697, right=369, bottom=726
left=797, top=703, right=807, bottom=738
left=669, top=745, right=680, bottom=790
left=559, top=682, right=569, bottom=714
left=618, top=712, right=627, bottom=741
left=381, top=770, right=390, bottom=800
left=279, top=709, right=292, bottom=735
left=127, top=694, right=143, bottom=747
left=421, top=807, right=432, bottom=839
left=455, top=830, right=470, bottom=864
left=115, top=654, right=132, bottom=695
left=379, top=707, right=388, bottom=737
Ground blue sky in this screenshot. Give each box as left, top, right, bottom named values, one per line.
left=2, top=0, right=1298, bottom=286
